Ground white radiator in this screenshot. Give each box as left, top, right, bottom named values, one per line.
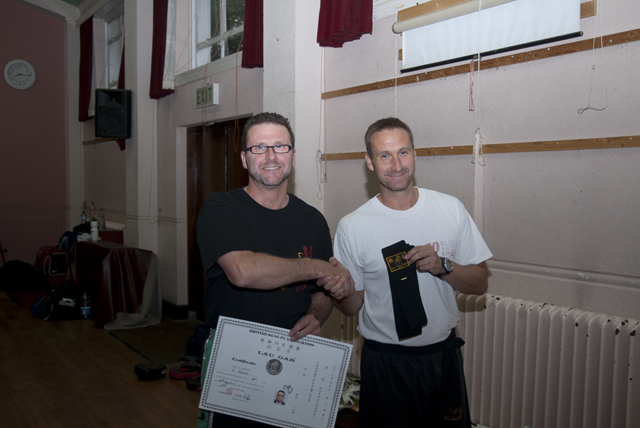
left=457, top=293, right=640, bottom=428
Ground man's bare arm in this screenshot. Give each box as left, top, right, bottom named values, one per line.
left=288, top=292, right=332, bottom=342
left=331, top=289, right=364, bottom=317
left=405, top=245, right=489, bottom=295
left=218, top=251, right=354, bottom=299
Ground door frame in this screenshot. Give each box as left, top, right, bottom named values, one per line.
left=186, top=116, right=250, bottom=321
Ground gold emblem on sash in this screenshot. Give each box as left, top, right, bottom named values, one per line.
left=385, top=252, right=409, bottom=272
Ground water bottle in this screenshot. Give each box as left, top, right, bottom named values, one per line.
left=90, top=201, right=96, bottom=220
left=99, top=208, right=106, bottom=231
left=81, top=209, right=87, bottom=224
left=90, top=220, right=99, bottom=241
left=81, top=291, right=91, bottom=319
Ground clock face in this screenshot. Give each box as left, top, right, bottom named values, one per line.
left=4, top=60, right=36, bottom=90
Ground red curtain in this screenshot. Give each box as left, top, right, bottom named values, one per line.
left=149, top=0, right=174, bottom=99
left=78, top=18, right=94, bottom=121
left=317, top=0, right=373, bottom=48
left=241, top=0, right=263, bottom=68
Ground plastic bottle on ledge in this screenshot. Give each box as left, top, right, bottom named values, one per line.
left=90, top=201, right=96, bottom=220
left=90, top=220, right=99, bottom=241
left=81, top=291, right=91, bottom=320
left=99, top=208, right=106, bottom=231
left=81, top=209, right=87, bottom=224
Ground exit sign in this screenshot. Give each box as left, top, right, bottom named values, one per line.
left=196, top=83, right=219, bottom=108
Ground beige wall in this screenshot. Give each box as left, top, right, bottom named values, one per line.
left=322, top=4, right=640, bottom=320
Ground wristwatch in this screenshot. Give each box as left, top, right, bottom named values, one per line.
left=437, top=257, right=453, bottom=279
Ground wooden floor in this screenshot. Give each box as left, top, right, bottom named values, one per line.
left=0, top=291, right=200, bottom=428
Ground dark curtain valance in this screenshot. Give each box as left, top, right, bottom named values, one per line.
left=149, top=0, right=175, bottom=100
left=78, top=18, right=94, bottom=122
left=317, top=0, right=373, bottom=48
left=242, top=0, right=264, bottom=68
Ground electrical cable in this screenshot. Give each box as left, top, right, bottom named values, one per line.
left=578, top=0, right=609, bottom=114
left=316, top=47, right=326, bottom=200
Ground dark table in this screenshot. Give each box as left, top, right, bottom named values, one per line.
left=67, top=240, right=160, bottom=329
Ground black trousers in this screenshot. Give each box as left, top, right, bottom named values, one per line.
left=359, top=331, right=471, bottom=428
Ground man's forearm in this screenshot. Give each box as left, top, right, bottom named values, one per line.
left=308, top=292, right=332, bottom=325
left=332, top=290, right=364, bottom=317
left=218, top=251, right=343, bottom=290
left=442, top=261, right=489, bottom=295
left=288, top=292, right=332, bottom=341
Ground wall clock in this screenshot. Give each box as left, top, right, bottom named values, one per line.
left=4, top=59, right=36, bottom=90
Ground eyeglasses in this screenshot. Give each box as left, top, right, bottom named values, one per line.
left=244, top=144, right=293, bottom=155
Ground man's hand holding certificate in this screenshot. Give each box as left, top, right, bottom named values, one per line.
left=199, top=317, right=353, bottom=428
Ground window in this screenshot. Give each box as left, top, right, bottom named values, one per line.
left=194, top=0, right=245, bottom=68
left=105, top=13, right=124, bottom=88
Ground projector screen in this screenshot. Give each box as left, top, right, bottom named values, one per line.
left=401, top=0, right=581, bottom=72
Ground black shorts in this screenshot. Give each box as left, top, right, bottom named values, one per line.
left=359, top=330, right=471, bottom=428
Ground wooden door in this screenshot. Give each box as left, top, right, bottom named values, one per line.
left=187, top=117, right=249, bottom=320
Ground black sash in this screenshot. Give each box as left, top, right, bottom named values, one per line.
left=381, top=240, right=428, bottom=340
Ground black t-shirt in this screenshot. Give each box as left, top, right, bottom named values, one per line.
left=197, top=188, right=333, bottom=329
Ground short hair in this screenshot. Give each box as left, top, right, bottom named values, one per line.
left=241, top=112, right=295, bottom=150
left=364, top=117, right=414, bottom=158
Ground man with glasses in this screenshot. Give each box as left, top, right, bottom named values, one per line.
left=196, top=112, right=354, bottom=426
left=198, top=112, right=353, bottom=338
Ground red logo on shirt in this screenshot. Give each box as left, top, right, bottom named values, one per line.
left=298, top=246, right=313, bottom=258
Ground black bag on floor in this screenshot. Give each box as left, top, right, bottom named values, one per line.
left=31, top=282, right=83, bottom=321
left=0, top=260, right=47, bottom=292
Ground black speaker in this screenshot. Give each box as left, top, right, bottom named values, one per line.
left=95, top=89, right=132, bottom=139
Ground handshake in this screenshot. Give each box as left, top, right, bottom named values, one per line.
left=317, top=257, right=354, bottom=301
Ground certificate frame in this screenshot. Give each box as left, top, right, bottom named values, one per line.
left=199, top=317, right=353, bottom=428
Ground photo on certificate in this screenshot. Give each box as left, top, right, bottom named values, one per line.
left=199, top=316, right=353, bottom=428
left=274, top=389, right=286, bottom=405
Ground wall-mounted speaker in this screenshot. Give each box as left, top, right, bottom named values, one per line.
left=95, top=89, right=132, bottom=139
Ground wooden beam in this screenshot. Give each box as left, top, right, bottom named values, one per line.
left=482, top=135, right=640, bottom=154
left=581, top=0, right=597, bottom=19
left=397, top=0, right=471, bottom=22
left=322, top=28, right=640, bottom=100
left=322, top=136, right=640, bottom=161
left=398, top=0, right=596, bottom=22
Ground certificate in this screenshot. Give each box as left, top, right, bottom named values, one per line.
left=199, top=316, right=353, bottom=428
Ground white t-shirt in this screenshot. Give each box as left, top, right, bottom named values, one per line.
left=334, top=188, right=493, bottom=346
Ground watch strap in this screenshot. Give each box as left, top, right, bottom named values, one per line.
left=436, top=257, right=453, bottom=280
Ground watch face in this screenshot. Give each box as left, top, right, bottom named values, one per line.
left=4, top=60, right=36, bottom=90
left=443, top=258, right=453, bottom=273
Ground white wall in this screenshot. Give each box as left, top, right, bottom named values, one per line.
left=322, top=1, right=640, bottom=320
left=262, top=0, right=325, bottom=211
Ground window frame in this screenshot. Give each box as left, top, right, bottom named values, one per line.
left=105, top=11, right=124, bottom=89
left=192, top=0, right=245, bottom=69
